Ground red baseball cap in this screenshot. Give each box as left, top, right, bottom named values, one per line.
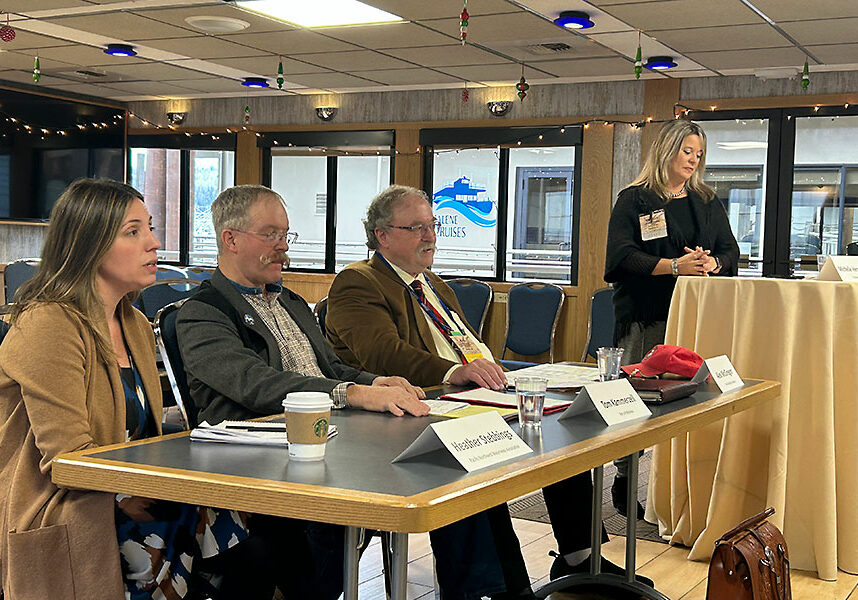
left=622, top=344, right=703, bottom=378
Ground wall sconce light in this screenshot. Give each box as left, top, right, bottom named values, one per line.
left=487, top=101, right=512, bottom=117
left=167, top=112, right=186, bottom=125
left=315, top=106, right=338, bottom=121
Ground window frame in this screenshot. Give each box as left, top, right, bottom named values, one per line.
left=420, top=126, right=583, bottom=284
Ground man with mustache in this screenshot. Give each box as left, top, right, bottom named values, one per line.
left=176, top=184, right=524, bottom=600
left=326, top=185, right=654, bottom=591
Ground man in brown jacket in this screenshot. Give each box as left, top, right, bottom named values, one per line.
left=326, top=185, right=654, bottom=589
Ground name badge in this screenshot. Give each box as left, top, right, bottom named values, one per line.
left=692, top=355, right=744, bottom=392
left=818, top=256, right=858, bottom=282
left=639, top=209, right=668, bottom=241
left=392, top=412, right=532, bottom=472
left=558, top=379, right=651, bottom=426
left=450, top=331, right=484, bottom=363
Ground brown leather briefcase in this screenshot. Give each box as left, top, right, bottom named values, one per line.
left=706, top=507, right=791, bottom=600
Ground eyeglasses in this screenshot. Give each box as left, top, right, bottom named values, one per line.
left=234, top=230, right=298, bottom=244
left=387, top=219, right=440, bottom=236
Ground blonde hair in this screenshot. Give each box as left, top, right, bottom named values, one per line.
left=631, top=119, right=715, bottom=202
left=211, top=184, right=284, bottom=253
left=11, top=178, right=143, bottom=363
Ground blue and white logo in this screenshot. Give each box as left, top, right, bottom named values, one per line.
left=433, top=176, right=496, bottom=228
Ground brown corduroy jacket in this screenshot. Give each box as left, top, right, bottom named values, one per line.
left=0, top=300, right=161, bottom=600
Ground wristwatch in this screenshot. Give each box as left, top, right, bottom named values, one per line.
left=671, top=258, right=679, bottom=277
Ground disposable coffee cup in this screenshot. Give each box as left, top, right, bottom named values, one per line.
left=282, top=392, right=332, bottom=461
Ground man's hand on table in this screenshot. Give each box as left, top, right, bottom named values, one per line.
left=448, top=358, right=507, bottom=391
left=372, top=375, right=426, bottom=399
left=347, top=382, right=430, bottom=417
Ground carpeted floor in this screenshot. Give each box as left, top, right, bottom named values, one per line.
left=507, top=450, right=666, bottom=544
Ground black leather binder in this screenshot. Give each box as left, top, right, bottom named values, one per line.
left=629, top=379, right=698, bottom=404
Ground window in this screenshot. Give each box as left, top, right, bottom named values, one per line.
left=131, top=148, right=181, bottom=263
left=189, top=150, right=234, bottom=266
left=335, top=154, right=391, bottom=270
left=423, top=126, right=582, bottom=283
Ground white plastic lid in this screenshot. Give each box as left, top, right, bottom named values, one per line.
left=282, top=391, right=332, bottom=411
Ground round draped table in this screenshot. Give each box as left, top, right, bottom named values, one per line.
left=646, top=276, right=858, bottom=580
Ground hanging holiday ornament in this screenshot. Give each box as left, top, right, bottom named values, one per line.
left=459, top=0, right=469, bottom=45
left=634, top=31, right=642, bottom=80
left=801, top=59, right=810, bottom=91
left=276, top=57, right=284, bottom=90
left=32, top=56, right=40, bottom=84
left=516, top=65, right=529, bottom=101
left=462, top=82, right=469, bottom=103
left=0, top=13, right=15, bottom=42
left=244, top=104, right=251, bottom=125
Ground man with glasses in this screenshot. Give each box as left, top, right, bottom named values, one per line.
left=176, top=184, right=519, bottom=600
left=326, top=185, right=654, bottom=592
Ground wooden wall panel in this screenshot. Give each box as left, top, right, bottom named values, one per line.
left=394, top=128, right=421, bottom=188
left=235, top=130, right=262, bottom=185
left=641, top=79, right=681, bottom=164
left=280, top=272, right=335, bottom=304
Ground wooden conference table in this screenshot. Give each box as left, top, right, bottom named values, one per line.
left=649, top=276, right=858, bottom=580
left=53, top=379, right=779, bottom=599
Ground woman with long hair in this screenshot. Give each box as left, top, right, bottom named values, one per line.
left=604, top=119, right=739, bottom=515
left=0, top=179, right=313, bottom=600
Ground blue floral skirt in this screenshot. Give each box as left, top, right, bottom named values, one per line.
left=115, top=494, right=251, bottom=599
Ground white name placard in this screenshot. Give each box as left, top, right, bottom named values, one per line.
left=692, top=355, right=744, bottom=392
left=558, top=379, right=651, bottom=426
left=392, top=411, right=532, bottom=472
left=818, top=256, right=858, bottom=282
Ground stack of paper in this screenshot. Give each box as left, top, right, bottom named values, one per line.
left=442, top=387, right=571, bottom=414
left=505, top=364, right=600, bottom=389
left=190, top=420, right=337, bottom=446
left=423, top=398, right=518, bottom=420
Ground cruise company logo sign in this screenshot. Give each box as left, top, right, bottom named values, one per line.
left=432, top=176, right=497, bottom=241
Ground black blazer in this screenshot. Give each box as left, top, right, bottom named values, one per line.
left=177, top=269, right=377, bottom=424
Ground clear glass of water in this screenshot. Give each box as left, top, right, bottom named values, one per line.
left=597, top=347, right=624, bottom=381
left=515, top=376, right=548, bottom=428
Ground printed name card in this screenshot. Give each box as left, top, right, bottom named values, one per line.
left=818, top=256, right=858, bottom=282
left=558, top=379, right=651, bottom=426
left=392, top=411, right=532, bottom=472
left=692, top=355, right=744, bottom=392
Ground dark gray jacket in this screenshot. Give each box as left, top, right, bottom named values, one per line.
left=176, top=269, right=377, bottom=424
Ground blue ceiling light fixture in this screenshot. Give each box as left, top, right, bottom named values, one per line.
left=646, top=56, right=678, bottom=70
left=103, top=43, right=136, bottom=57
left=553, top=11, right=594, bottom=29
left=241, top=77, right=269, bottom=88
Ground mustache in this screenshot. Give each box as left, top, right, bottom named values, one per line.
left=259, top=252, right=290, bottom=268
left=418, top=242, right=436, bottom=252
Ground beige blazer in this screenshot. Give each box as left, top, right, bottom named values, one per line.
left=0, top=300, right=162, bottom=600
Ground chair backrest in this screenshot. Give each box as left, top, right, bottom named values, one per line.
left=154, top=299, right=197, bottom=429
left=139, top=279, right=200, bottom=321
left=503, top=282, right=565, bottom=362
left=581, top=286, right=615, bottom=361
left=4, top=259, right=40, bottom=304
left=446, top=278, right=493, bottom=337
left=156, top=265, right=188, bottom=281
left=314, top=296, right=328, bottom=334
left=186, top=267, right=214, bottom=282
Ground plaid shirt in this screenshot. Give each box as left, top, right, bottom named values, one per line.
left=240, top=287, right=351, bottom=408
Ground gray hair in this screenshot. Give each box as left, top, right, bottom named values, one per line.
left=363, top=184, right=430, bottom=250
left=211, top=184, right=284, bottom=253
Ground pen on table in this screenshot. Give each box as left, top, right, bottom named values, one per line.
left=223, top=425, right=286, bottom=433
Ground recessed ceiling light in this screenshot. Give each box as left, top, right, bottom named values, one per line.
left=104, top=43, right=136, bottom=57
left=235, top=0, right=402, bottom=27
left=553, top=11, right=594, bottom=29
left=241, top=77, right=269, bottom=88
left=645, top=56, right=677, bottom=70
left=185, top=16, right=250, bottom=33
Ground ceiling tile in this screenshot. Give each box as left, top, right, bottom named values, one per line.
left=0, top=70, right=73, bottom=87
left=0, top=51, right=77, bottom=71
left=99, top=80, right=201, bottom=96
left=687, top=46, right=807, bottom=71
left=198, top=56, right=330, bottom=76
left=806, top=44, right=858, bottom=65
left=134, top=4, right=293, bottom=34
left=421, top=12, right=571, bottom=44
left=46, top=13, right=194, bottom=40
left=750, top=0, right=858, bottom=20
left=319, top=23, right=453, bottom=49
left=278, top=72, right=382, bottom=89
left=141, top=35, right=262, bottom=59
left=780, top=18, right=858, bottom=46
left=531, top=56, right=636, bottom=78
left=588, top=0, right=667, bottom=4
left=349, top=68, right=461, bottom=85
left=361, top=0, right=519, bottom=20
left=0, top=30, right=73, bottom=50
left=48, top=82, right=128, bottom=98
left=168, top=77, right=265, bottom=94
left=492, top=38, right=618, bottom=62
left=290, top=50, right=414, bottom=71
left=30, top=44, right=147, bottom=67
left=600, top=0, right=764, bottom=30
left=383, top=44, right=509, bottom=67
left=221, top=30, right=361, bottom=55
left=648, top=24, right=790, bottom=52
left=437, top=63, right=544, bottom=83
left=104, top=61, right=214, bottom=82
